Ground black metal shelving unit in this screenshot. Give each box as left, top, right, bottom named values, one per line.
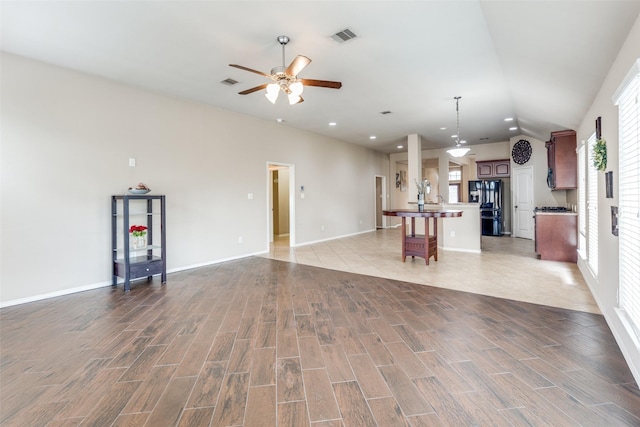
left=111, top=194, right=166, bottom=291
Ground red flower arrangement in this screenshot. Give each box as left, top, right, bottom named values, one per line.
left=129, top=225, right=148, bottom=237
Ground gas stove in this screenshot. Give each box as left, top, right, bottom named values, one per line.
left=534, top=206, right=569, bottom=212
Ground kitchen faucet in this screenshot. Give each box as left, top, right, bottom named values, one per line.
left=436, top=195, right=445, bottom=207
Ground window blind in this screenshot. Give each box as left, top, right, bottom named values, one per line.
left=587, top=133, right=599, bottom=276
left=616, top=65, right=640, bottom=336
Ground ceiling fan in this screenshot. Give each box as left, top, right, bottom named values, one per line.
left=229, top=35, right=342, bottom=105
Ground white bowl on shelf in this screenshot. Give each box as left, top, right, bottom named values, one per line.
left=128, top=188, right=151, bottom=195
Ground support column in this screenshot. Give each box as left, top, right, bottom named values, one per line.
left=438, top=153, right=449, bottom=202
left=407, top=134, right=422, bottom=205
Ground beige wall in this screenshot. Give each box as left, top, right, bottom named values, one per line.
left=0, top=53, right=389, bottom=304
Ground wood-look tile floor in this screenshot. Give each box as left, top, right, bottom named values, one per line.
left=262, top=229, right=600, bottom=314
left=2, top=245, right=640, bottom=426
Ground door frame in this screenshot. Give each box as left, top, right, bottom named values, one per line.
left=266, top=162, right=295, bottom=247
left=374, top=175, right=387, bottom=228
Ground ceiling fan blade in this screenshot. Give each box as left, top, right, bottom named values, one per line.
left=295, top=96, right=304, bottom=104
left=229, top=64, right=271, bottom=78
left=238, top=84, right=268, bottom=95
left=300, top=79, right=342, bottom=89
left=286, top=55, right=311, bottom=76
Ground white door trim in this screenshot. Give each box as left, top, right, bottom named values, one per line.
left=375, top=175, right=387, bottom=228
left=266, top=162, right=295, bottom=247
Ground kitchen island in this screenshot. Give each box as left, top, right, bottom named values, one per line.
left=383, top=209, right=462, bottom=265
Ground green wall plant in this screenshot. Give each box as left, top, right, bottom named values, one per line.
left=592, top=138, right=607, bottom=171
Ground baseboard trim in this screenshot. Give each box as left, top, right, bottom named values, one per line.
left=440, top=246, right=481, bottom=254
left=0, top=251, right=267, bottom=308
left=0, top=281, right=112, bottom=308
left=294, top=229, right=376, bottom=248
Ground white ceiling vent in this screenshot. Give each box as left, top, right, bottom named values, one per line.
left=331, top=29, right=357, bottom=44
left=220, top=78, right=239, bottom=86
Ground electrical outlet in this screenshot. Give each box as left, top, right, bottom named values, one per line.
left=238, top=236, right=243, bottom=243
left=129, top=158, right=136, bottom=167
left=450, top=231, right=455, bottom=237
left=321, top=225, right=325, bottom=231
left=247, top=193, right=253, bottom=200
left=359, top=220, right=363, bottom=225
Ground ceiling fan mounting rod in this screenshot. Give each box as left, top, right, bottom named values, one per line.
left=277, top=35, right=289, bottom=67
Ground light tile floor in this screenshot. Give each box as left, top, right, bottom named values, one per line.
left=261, top=227, right=600, bottom=314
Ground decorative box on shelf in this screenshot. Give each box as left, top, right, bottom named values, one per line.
left=111, top=194, right=166, bottom=291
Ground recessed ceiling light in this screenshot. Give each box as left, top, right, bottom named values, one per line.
left=397, top=145, right=404, bottom=149
left=451, top=134, right=458, bottom=138
left=504, top=117, right=514, bottom=122
left=460, top=140, right=467, bottom=144
left=509, top=127, right=518, bottom=131
left=440, top=127, right=447, bottom=130
left=329, top=122, right=337, bottom=126
left=276, top=118, right=284, bottom=123
left=369, top=136, right=376, bottom=140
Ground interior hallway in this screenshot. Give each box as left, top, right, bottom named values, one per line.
left=262, top=228, right=599, bottom=314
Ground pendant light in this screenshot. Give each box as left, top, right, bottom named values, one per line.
left=447, top=96, right=470, bottom=157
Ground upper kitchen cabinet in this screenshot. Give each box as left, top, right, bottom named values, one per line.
left=477, top=159, right=510, bottom=179
left=546, top=130, right=577, bottom=190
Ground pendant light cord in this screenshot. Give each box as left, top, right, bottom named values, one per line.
left=454, top=96, right=461, bottom=146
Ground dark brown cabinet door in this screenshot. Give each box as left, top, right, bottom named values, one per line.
left=477, top=160, right=510, bottom=179
left=535, top=213, right=577, bottom=262
left=494, top=161, right=510, bottom=177
left=546, top=130, right=577, bottom=190
left=477, top=162, right=494, bottom=178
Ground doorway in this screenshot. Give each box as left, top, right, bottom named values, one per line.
left=267, top=163, right=295, bottom=248
left=513, top=166, right=534, bottom=239
left=375, top=175, right=386, bottom=228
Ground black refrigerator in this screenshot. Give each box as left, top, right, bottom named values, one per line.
left=469, top=180, right=503, bottom=236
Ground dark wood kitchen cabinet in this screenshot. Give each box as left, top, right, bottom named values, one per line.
left=477, top=159, right=510, bottom=178
left=112, top=195, right=166, bottom=291
left=535, top=212, right=577, bottom=262
left=546, top=130, right=577, bottom=190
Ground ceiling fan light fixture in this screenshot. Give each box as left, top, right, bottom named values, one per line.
left=288, top=94, right=301, bottom=105
left=231, top=35, right=342, bottom=104
left=266, top=83, right=280, bottom=103
left=289, top=81, right=303, bottom=96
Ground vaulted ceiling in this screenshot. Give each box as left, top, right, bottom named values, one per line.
left=2, top=1, right=639, bottom=153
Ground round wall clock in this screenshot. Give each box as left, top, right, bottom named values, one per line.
left=512, top=139, right=532, bottom=165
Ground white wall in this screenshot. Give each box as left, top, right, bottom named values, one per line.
left=0, top=53, right=389, bottom=304
left=574, top=14, right=640, bottom=382
left=470, top=141, right=509, bottom=162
